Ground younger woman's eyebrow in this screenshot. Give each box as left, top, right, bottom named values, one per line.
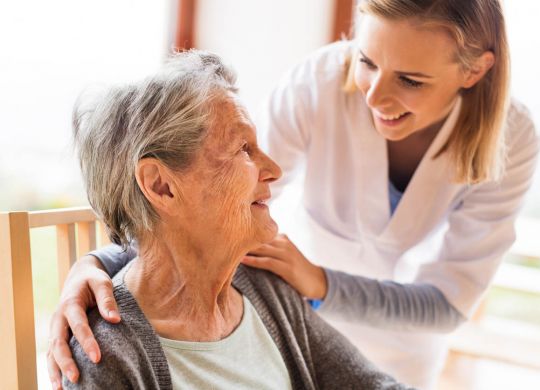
left=359, top=50, right=434, bottom=78
left=396, top=70, right=433, bottom=78
left=359, top=50, right=375, bottom=64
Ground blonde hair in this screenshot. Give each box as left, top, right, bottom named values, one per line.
left=344, top=0, right=510, bottom=184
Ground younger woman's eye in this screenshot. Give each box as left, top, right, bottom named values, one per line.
left=359, top=57, right=377, bottom=70
left=399, top=76, right=424, bottom=89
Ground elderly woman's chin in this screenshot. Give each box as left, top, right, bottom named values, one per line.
left=251, top=203, right=279, bottom=244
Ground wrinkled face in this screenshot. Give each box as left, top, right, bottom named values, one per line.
left=355, top=15, right=468, bottom=140
left=175, top=94, right=282, bottom=251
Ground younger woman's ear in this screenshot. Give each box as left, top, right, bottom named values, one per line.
left=462, top=51, right=495, bottom=89
left=135, top=158, right=180, bottom=216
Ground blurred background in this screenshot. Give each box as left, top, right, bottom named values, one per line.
left=0, top=1, right=539, bottom=389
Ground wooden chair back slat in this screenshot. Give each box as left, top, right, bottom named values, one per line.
left=0, top=212, right=38, bottom=390
left=99, top=221, right=111, bottom=246
left=29, top=207, right=97, bottom=228
left=57, top=223, right=77, bottom=290
left=1, top=207, right=108, bottom=389
left=77, top=221, right=97, bottom=256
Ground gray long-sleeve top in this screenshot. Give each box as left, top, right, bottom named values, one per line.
left=91, top=244, right=464, bottom=332
left=64, top=263, right=414, bottom=389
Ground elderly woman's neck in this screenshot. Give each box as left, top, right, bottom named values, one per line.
left=124, top=239, right=245, bottom=342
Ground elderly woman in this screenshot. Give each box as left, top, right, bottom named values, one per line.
left=63, top=51, right=411, bottom=389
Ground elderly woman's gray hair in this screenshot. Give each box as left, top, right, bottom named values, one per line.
left=73, top=50, right=237, bottom=248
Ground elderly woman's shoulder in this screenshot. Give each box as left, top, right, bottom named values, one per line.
left=69, top=305, right=134, bottom=353
left=63, top=308, right=133, bottom=388
left=235, top=265, right=305, bottom=307
left=67, top=306, right=136, bottom=369
left=236, top=263, right=294, bottom=286
left=64, top=285, right=164, bottom=389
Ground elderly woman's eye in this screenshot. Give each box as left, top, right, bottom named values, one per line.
left=240, top=142, right=251, bottom=156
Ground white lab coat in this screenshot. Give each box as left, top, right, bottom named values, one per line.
left=257, top=41, right=539, bottom=389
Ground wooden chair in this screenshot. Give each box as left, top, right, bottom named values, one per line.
left=0, top=207, right=109, bottom=390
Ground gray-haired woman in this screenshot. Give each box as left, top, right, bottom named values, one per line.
left=61, top=51, right=412, bottom=389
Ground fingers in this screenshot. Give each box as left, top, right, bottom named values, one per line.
left=273, top=233, right=294, bottom=247
left=89, top=278, right=121, bottom=323
left=243, top=255, right=290, bottom=278
left=51, top=337, right=79, bottom=384
left=248, top=234, right=293, bottom=258
left=47, top=349, right=63, bottom=390
left=47, top=253, right=116, bottom=388
left=248, top=244, right=284, bottom=258
left=49, top=312, right=79, bottom=384
left=64, top=303, right=101, bottom=364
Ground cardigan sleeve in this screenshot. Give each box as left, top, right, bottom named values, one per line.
left=62, top=309, right=160, bottom=390
left=63, top=340, right=132, bottom=389
left=301, top=296, right=416, bottom=389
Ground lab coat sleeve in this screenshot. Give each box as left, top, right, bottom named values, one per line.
left=89, top=243, right=138, bottom=277
left=415, top=107, right=539, bottom=318
left=256, top=68, right=313, bottom=198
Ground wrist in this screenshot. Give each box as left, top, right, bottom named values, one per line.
left=309, top=266, right=328, bottom=300
left=76, top=254, right=106, bottom=272
left=73, top=255, right=107, bottom=275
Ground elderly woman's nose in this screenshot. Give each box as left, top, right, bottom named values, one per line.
left=259, top=152, right=282, bottom=183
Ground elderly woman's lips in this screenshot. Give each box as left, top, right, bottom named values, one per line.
left=252, top=192, right=271, bottom=205
left=251, top=199, right=269, bottom=208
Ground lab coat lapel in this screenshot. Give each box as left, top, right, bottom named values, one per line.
left=353, top=98, right=390, bottom=236
left=379, top=98, right=463, bottom=246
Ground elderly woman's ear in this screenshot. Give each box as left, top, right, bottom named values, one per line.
left=135, top=158, right=182, bottom=216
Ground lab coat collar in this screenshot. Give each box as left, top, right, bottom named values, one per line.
left=355, top=96, right=463, bottom=243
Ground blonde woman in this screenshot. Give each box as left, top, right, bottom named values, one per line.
left=243, top=0, right=538, bottom=387
left=48, top=1, right=537, bottom=389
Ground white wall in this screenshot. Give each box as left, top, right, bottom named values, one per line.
left=195, top=0, right=334, bottom=114
left=0, top=0, right=170, bottom=209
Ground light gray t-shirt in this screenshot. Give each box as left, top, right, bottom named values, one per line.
left=159, top=296, right=292, bottom=390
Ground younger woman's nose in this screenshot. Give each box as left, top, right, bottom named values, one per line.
left=365, top=75, right=392, bottom=109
